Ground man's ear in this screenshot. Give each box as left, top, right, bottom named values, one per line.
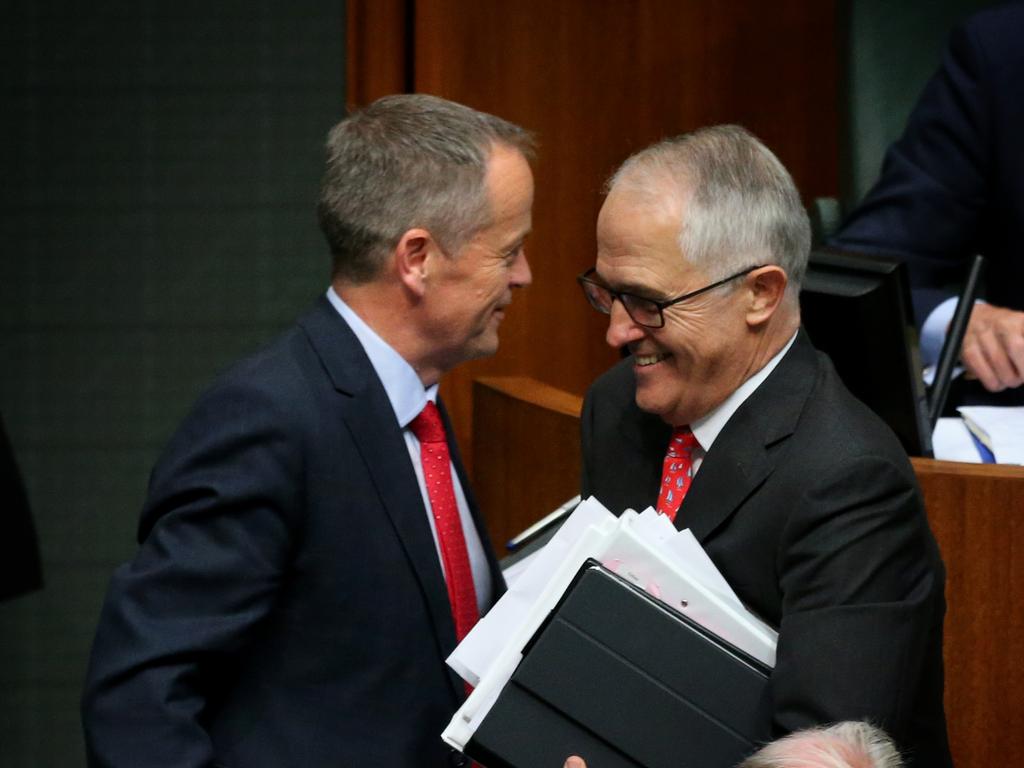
left=395, top=228, right=436, bottom=297
left=745, top=265, right=788, bottom=327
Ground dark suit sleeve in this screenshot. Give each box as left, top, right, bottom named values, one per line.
left=831, top=20, right=992, bottom=324
left=81, top=381, right=304, bottom=768
left=770, top=452, right=941, bottom=748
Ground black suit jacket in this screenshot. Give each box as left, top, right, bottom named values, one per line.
left=581, top=331, right=951, bottom=767
left=833, top=4, right=1024, bottom=323
left=82, top=296, right=503, bottom=768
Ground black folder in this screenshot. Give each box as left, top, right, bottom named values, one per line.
left=464, top=560, right=773, bottom=768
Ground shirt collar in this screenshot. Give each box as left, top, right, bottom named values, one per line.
left=326, top=287, right=436, bottom=427
left=690, top=330, right=798, bottom=452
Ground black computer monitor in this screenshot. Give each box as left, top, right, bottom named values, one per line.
left=799, top=249, right=933, bottom=457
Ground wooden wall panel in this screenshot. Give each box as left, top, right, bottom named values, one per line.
left=912, top=458, right=1024, bottom=768
left=348, top=1, right=841, bottom=469
left=346, top=0, right=410, bottom=105
left=473, top=377, right=1024, bottom=768
left=472, top=377, right=584, bottom=556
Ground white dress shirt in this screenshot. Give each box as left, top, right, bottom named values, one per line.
left=921, top=296, right=962, bottom=368
left=327, top=288, right=492, bottom=612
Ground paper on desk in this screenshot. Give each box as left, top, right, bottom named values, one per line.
left=958, top=406, right=1024, bottom=464
left=932, top=417, right=984, bottom=463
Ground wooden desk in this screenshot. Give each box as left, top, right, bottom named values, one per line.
left=911, top=457, right=1024, bottom=766
left=473, top=376, right=1024, bottom=768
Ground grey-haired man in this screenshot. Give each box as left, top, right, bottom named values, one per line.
left=577, top=126, right=950, bottom=766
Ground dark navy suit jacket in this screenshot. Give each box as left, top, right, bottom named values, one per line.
left=833, top=3, right=1024, bottom=324
left=82, top=297, right=503, bottom=768
left=581, top=332, right=951, bottom=767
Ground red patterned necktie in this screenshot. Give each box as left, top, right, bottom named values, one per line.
left=410, top=402, right=479, bottom=643
left=655, top=426, right=700, bottom=523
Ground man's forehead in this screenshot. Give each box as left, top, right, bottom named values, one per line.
left=598, top=187, right=686, bottom=255
left=598, top=197, right=687, bottom=255
left=602, top=180, right=683, bottom=217
left=594, top=248, right=706, bottom=298
left=595, top=176, right=704, bottom=292
left=606, top=164, right=691, bottom=210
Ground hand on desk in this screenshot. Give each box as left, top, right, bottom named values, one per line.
left=962, top=303, right=1024, bottom=392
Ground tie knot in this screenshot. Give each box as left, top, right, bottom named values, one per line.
left=667, top=426, right=699, bottom=456
left=410, top=401, right=446, bottom=444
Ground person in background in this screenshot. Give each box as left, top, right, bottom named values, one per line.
left=831, top=3, right=1024, bottom=404
left=563, top=721, right=903, bottom=768
left=738, top=721, right=903, bottom=768
left=81, top=94, right=535, bottom=768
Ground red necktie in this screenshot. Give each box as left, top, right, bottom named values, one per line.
left=410, top=402, right=479, bottom=643
left=655, top=427, right=699, bottom=523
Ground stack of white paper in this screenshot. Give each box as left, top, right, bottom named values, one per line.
left=442, top=496, right=778, bottom=752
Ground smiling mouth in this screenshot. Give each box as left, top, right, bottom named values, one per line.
left=634, top=352, right=670, bottom=367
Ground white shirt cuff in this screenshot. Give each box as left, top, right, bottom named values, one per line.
left=920, top=296, right=961, bottom=367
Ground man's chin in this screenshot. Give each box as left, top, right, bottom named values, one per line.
left=634, top=386, right=670, bottom=421
left=634, top=381, right=692, bottom=426
left=461, top=334, right=500, bottom=364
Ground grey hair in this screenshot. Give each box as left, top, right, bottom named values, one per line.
left=317, top=93, right=535, bottom=282
left=738, top=721, right=904, bottom=768
left=607, top=124, right=810, bottom=305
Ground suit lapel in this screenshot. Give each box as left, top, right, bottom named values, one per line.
left=298, top=299, right=461, bottom=683
left=683, top=429, right=773, bottom=542
left=683, top=331, right=819, bottom=543
left=340, top=395, right=458, bottom=643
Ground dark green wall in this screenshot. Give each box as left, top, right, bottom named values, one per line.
left=0, top=3, right=344, bottom=765
left=841, top=0, right=995, bottom=205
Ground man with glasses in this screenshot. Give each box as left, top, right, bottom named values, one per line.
left=576, top=126, right=951, bottom=767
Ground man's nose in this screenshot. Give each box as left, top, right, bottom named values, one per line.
left=605, top=299, right=645, bottom=349
left=510, top=249, right=532, bottom=288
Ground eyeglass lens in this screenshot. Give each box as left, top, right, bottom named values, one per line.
left=581, top=280, right=661, bottom=327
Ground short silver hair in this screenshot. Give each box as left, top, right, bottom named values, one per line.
left=317, top=93, right=535, bottom=282
left=738, top=721, right=904, bottom=768
left=607, top=125, right=810, bottom=304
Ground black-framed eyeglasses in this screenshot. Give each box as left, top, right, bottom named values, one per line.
left=576, top=264, right=765, bottom=328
